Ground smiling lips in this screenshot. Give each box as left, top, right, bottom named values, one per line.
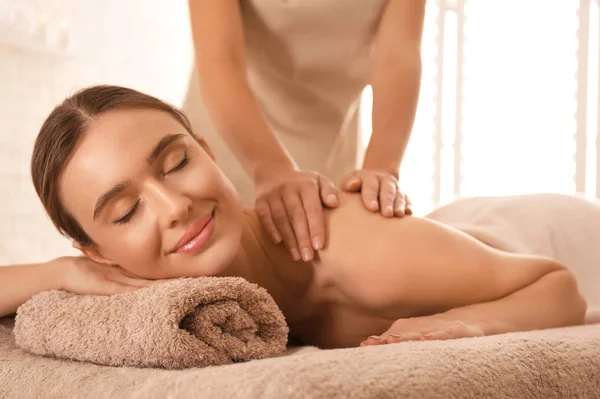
left=172, top=210, right=216, bottom=254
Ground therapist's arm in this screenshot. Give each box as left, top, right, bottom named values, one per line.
left=363, top=0, right=425, bottom=176
left=188, top=0, right=294, bottom=181
left=188, top=0, right=339, bottom=262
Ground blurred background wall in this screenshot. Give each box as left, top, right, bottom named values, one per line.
left=1, top=0, right=598, bottom=265
left=0, top=0, right=193, bottom=263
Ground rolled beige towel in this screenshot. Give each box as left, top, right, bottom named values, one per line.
left=14, top=277, right=289, bottom=369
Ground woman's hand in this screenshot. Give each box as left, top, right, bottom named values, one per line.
left=55, top=256, right=164, bottom=296
left=360, top=314, right=485, bottom=347
left=254, top=169, right=339, bottom=262
left=341, top=169, right=412, bottom=217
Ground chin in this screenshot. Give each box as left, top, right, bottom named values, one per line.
left=175, top=181, right=245, bottom=278
left=187, top=215, right=243, bottom=278
left=182, top=240, right=240, bottom=278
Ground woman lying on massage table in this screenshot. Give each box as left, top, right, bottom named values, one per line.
left=0, top=86, right=587, bottom=349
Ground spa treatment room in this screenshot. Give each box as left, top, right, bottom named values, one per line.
left=1, top=0, right=600, bottom=397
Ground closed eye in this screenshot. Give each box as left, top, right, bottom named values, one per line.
left=166, top=154, right=189, bottom=175
left=112, top=154, right=188, bottom=225
left=113, top=199, right=140, bottom=225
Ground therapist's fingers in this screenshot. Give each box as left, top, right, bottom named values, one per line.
left=340, top=172, right=362, bottom=192
left=256, top=200, right=282, bottom=243
left=361, top=175, right=380, bottom=212
left=394, top=189, right=412, bottom=217
left=406, top=195, right=413, bottom=215
left=269, top=197, right=301, bottom=261
left=393, top=193, right=407, bottom=217
left=319, top=175, right=339, bottom=208
left=301, top=183, right=326, bottom=251
left=379, top=178, right=397, bottom=217
left=283, top=189, right=314, bottom=262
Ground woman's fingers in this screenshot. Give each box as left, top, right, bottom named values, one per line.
left=319, top=175, right=339, bottom=208
left=395, top=191, right=412, bottom=217
left=342, top=170, right=412, bottom=218
left=269, top=196, right=301, bottom=261
left=363, top=319, right=486, bottom=347
left=110, top=273, right=157, bottom=288
left=384, top=332, right=434, bottom=343
left=301, top=183, right=326, bottom=251
left=360, top=331, right=438, bottom=347
left=393, top=190, right=406, bottom=217
left=283, top=190, right=314, bottom=261
left=379, top=178, right=397, bottom=217
left=108, top=265, right=147, bottom=280
left=405, top=195, right=413, bottom=215
left=105, top=267, right=160, bottom=287
left=94, top=279, right=140, bottom=296
left=361, top=175, right=380, bottom=212
left=253, top=171, right=333, bottom=261
left=340, top=172, right=361, bottom=193
left=256, top=200, right=282, bottom=243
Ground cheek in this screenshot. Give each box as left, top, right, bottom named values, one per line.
left=183, top=164, right=223, bottom=198
left=213, top=179, right=245, bottom=263
left=186, top=172, right=245, bottom=277
left=98, top=222, right=162, bottom=277
left=188, top=207, right=242, bottom=277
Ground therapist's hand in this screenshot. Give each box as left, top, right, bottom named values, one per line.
left=340, top=169, right=412, bottom=217
left=254, top=170, right=338, bottom=262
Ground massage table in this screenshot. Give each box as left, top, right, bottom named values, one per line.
left=2, top=194, right=599, bottom=398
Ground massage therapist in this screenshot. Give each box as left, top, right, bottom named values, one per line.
left=183, top=0, right=426, bottom=261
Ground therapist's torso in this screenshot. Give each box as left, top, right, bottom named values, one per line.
left=183, top=0, right=387, bottom=206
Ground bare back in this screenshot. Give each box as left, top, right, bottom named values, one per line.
left=290, top=193, right=563, bottom=348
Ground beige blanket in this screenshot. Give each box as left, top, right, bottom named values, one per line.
left=1, top=193, right=599, bottom=398
left=1, top=318, right=599, bottom=398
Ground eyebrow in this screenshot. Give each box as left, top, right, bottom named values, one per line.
left=146, top=134, right=186, bottom=165
left=92, top=133, right=186, bottom=220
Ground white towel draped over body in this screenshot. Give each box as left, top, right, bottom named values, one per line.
left=426, top=193, right=600, bottom=319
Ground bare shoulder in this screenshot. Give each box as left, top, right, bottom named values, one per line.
left=321, top=192, right=481, bottom=261
left=318, top=193, right=559, bottom=316
left=318, top=193, right=472, bottom=308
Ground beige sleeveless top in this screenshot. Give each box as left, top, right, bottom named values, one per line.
left=182, top=0, right=387, bottom=206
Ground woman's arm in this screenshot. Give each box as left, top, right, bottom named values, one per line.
left=364, top=266, right=586, bottom=346
left=363, top=0, right=425, bottom=176
left=325, top=196, right=586, bottom=344
left=188, top=0, right=294, bottom=182
left=326, top=195, right=584, bottom=319
left=189, top=0, right=340, bottom=261
left=0, top=257, right=160, bottom=318
left=341, top=0, right=424, bottom=219
left=0, top=261, right=63, bottom=317
left=441, top=266, right=586, bottom=334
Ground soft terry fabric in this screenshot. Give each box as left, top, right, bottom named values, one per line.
left=3, top=193, right=600, bottom=397
left=13, top=277, right=288, bottom=369
left=2, top=318, right=600, bottom=399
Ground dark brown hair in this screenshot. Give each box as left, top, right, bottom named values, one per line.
left=31, top=85, right=199, bottom=246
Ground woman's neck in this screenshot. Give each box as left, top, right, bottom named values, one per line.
left=220, top=210, right=317, bottom=321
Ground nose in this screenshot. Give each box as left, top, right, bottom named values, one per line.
left=150, top=183, right=193, bottom=229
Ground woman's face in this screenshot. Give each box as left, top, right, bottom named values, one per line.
left=59, top=108, right=244, bottom=279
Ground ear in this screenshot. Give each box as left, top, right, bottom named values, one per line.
left=72, top=240, right=114, bottom=265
